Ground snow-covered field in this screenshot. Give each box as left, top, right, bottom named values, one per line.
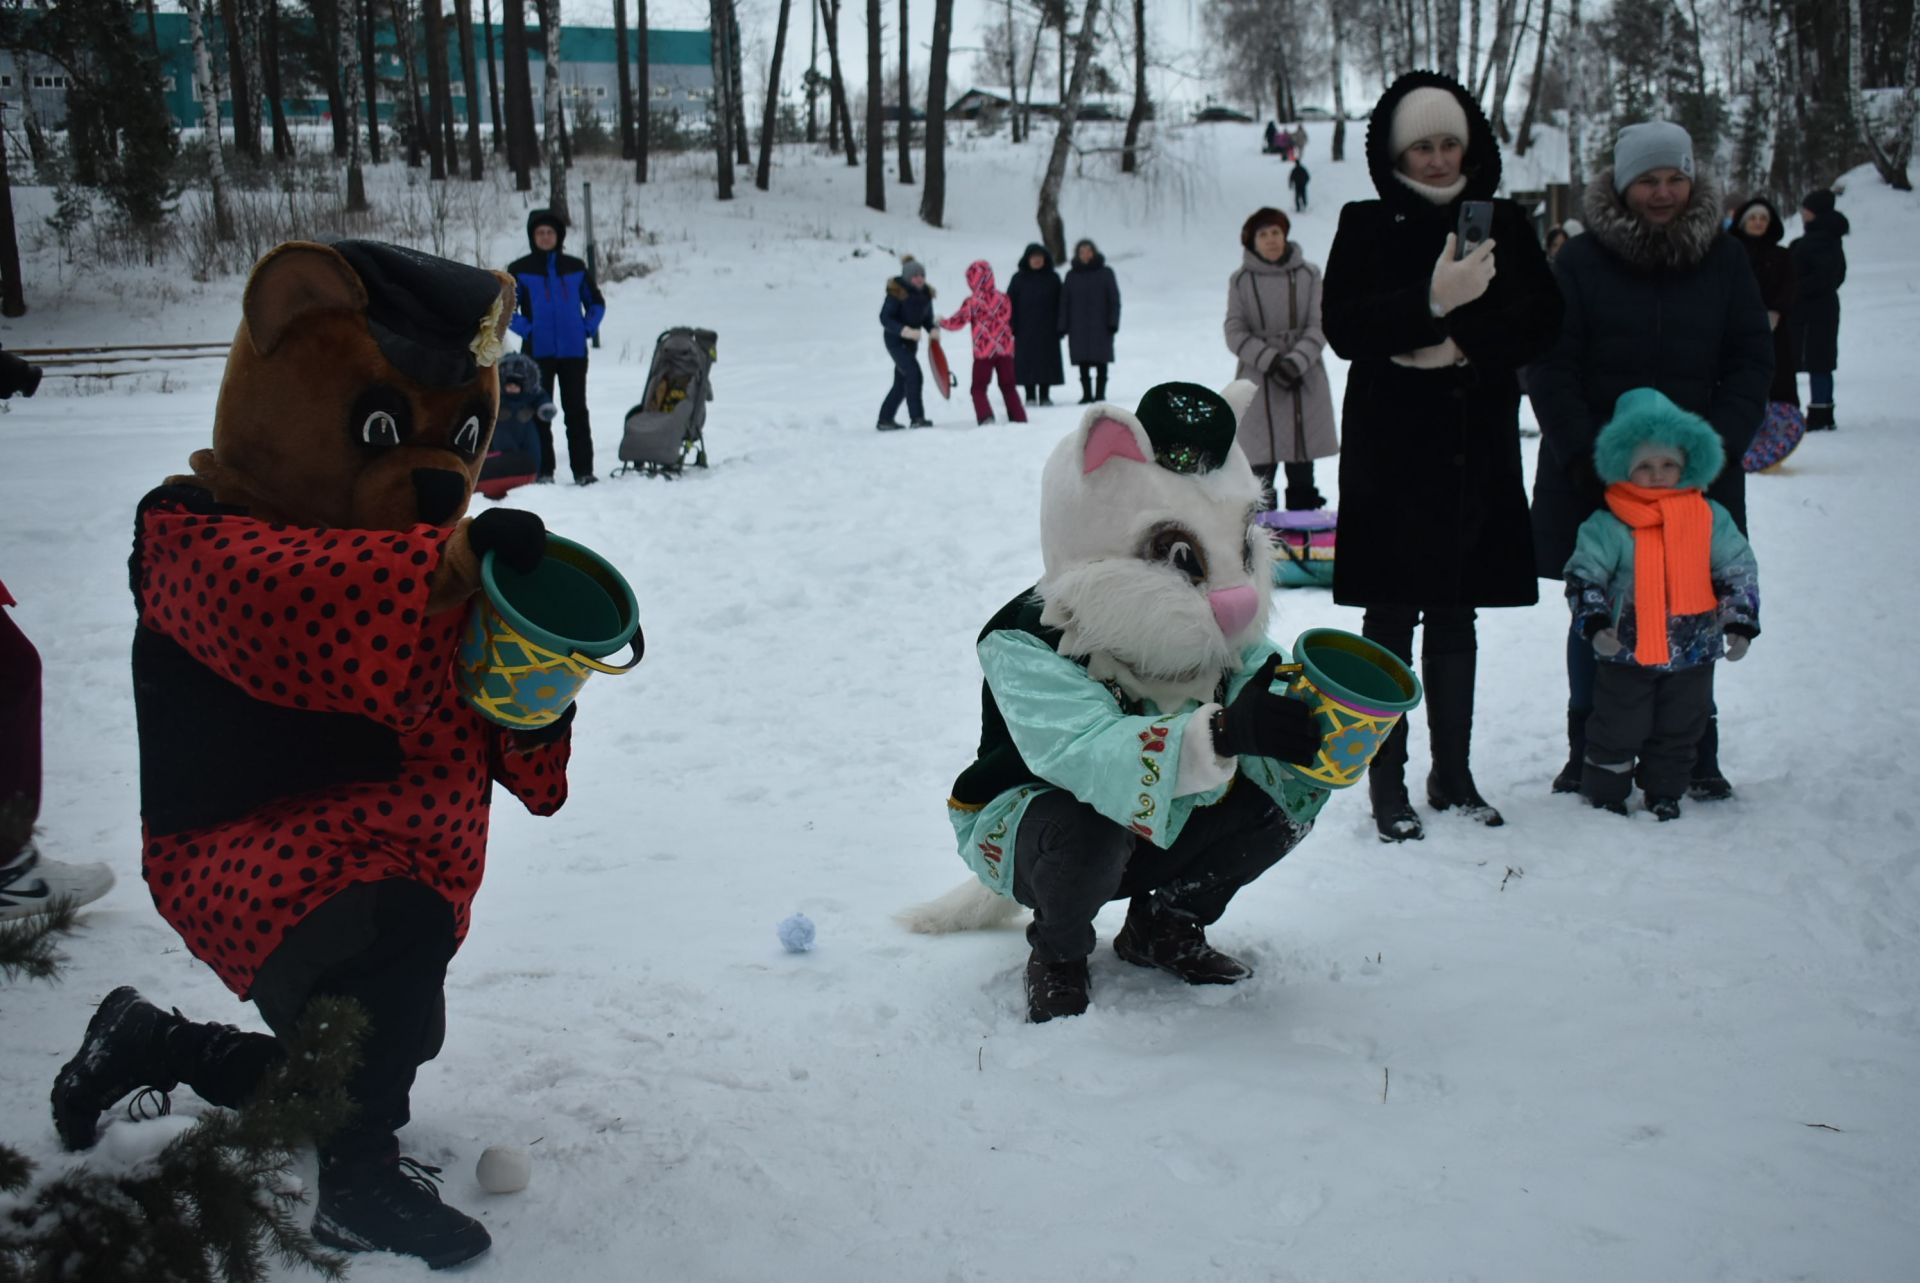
left=3, top=129, right=1918, bottom=1281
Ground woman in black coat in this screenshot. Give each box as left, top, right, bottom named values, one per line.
left=1007, top=243, right=1064, bottom=405
left=1729, top=197, right=1799, bottom=409
left=1058, top=239, right=1121, bottom=403
left=1789, top=189, right=1849, bottom=429
left=1322, top=71, right=1562, bottom=843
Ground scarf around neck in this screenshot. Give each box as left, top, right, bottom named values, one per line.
left=1604, top=481, right=1717, bottom=666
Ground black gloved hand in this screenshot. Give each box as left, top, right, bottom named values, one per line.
left=1212, top=654, right=1324, bottom=765
left=0, top=351, right=44, bottom=400
left=1268, top=357, right=1303, bottom=388
left=468, top=507, right=547, bottom=574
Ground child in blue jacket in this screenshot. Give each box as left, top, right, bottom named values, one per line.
left=478, top=353, right=555, bottom=500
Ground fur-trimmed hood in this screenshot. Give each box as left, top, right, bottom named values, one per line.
left=1016, top=242, right=1056, bottom=274
left=1582, top=164, right=1724, bottom=272
left=1593, top=388, right=1725, bottom=488
left=1729, top=195, right=1785, bottom=247
left=885, top=276, right=936, bottom=300
left=1364, top=71, right=1502, bottom=211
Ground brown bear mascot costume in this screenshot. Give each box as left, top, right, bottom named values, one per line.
left=49, top=241, right=575, bottom=1270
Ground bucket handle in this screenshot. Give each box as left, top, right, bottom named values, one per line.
left=570, top=624, right=646, bottom=675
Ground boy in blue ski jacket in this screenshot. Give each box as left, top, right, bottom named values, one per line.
left=506, top=209, right=606, bottom=484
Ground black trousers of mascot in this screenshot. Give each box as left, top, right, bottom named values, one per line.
left=535, top=356, right=595, bottom=480
left=1011, top=781, right=1306, bottom=963
left=138, top=879, right=457, bottom=1164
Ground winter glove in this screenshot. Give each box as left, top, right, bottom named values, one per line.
left=899, top=326, right=924, bottom=341
left=1429, top=233, right=1497, bottom=316
left=1211, top=655, right=1324, bottom=766
left=1724, top=634, right=1751, bottom=662
left=1389, top=337, right=1466, bottom=369
left=0, top=351, right=43, bottom=399
left=536, top=401, right=559, bottom=422
left=1591, top=628, right=1624, bottom=659
left=468, top=507, right=548, bottom=573
left=1268, top=352, right=1308, bottom=387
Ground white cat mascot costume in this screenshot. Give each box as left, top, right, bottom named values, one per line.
left=916, top=381, right=1332, bottom=1023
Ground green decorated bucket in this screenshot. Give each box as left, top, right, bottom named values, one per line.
left=1272, top=629, right=1423, bottom=789
left=454, top=535, right=643, bottom=729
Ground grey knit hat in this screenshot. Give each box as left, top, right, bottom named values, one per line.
left=900, top=256, right=928, bottom=282
left=1612, top=121, right=1695, bottom=193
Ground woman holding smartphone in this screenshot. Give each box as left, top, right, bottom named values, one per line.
left=1321, top=72, right=1562, bottom=843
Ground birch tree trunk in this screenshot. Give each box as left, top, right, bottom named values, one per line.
left=1491, top=0, right=1533, bottom=140
left=731, top=0, right=752, bottom=165
left=389, top=0, right=426, bottom=168
left=636, top=0, right=651, bottom=181
left=1036, top=0, right=1101, bottom=261
left=1514, top=0, right=1552, bottom=155
left=758, top=0, right=794, bottom=189
left=1329, top=0, right=1348, bottom=161
left=866, top=0, right=885, bottom=208
left=1566, top=0, right=1584, bottom=214
left=186, top=0, right=236, bottom=238
left=897, top=0, right=914, bottom=182
left=340, top=0, right=369, bottom=210
left=359, top=0, right=383, bottom=163
left=1120, top=0, right=1147, bottom=174
left=920, top=0, right=953, bottom=225
left=614, top=0, right=635, bottom=159
left=544, top=0, right=569, bottom=214
left=484, top=0, right=503, bottom=153
left=1467, top=0, right=1483, bottom=94
left=710, top=0, right=735, bottom=198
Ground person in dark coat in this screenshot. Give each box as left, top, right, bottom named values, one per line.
left=1322, top=71, right=1563, bottom=843
left=1288, top=162, right=1311, bottom=213
left=1059, top=239, right=1121, bottom=404
left=877, top=255, right=937, bottom=430
left=1527, top=120, right=1773, bottom=800
left=1728, top=197, right=1799, bottom=409
left=1008, top=243, right=1064, bottom=404
left=1789, top=189, right=1849, bottom=430
left=505, top=209, right=606, bottom=485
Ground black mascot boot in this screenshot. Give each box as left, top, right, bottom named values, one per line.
left=1112, top=898, right=1252, bottom=985
left=1368, top=718, right=1424, bottom=842
left=1423, top=652, right=1504, bottom=826
left=1024, top=952, right=1091, bottom=1023
left=1552, top=710, right=1586, bottom=794
left=51, top=986, right=279, bottom=1152
left=1688, top=715, right=1735, bottom=801
left=312, top=1139, right=492, bottom=1270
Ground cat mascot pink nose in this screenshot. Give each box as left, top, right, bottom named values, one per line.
left=1209, top=585, right=1259, bottom=636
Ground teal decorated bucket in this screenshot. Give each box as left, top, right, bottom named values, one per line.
left=454, top=535, right=643, bottom=729
left=1273, top=629, right=1423, bottom=788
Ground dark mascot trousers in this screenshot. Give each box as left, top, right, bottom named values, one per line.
left=1011, top=781, right=1307, bottom=963
left=535, top=356, right=594, bottom=480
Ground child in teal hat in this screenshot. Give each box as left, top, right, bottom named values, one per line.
left=1564, top=388, right=1760, bottom=820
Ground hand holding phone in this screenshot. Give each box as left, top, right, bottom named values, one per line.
left=1430, top=228, right=1498, bottom=316
left=1455, top=200, right=1495, bottom=259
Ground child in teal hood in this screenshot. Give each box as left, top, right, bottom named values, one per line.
left=1564, top=388, right=1760, bottom=819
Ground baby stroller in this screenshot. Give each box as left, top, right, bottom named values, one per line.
left=617, top=327, right=717, bottom=477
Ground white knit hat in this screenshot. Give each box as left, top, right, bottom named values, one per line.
left=1389, top=87, right=1471, bottom=158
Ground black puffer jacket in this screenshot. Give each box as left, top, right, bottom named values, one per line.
left=1789, top=206, right=1849, bottom=375
left=1526, top=169, right=1773, bottom=577
left=1729, top=197, right=1799, bottom=406
left=1008, top=243, right=1064, bottom=386
left=1321, top=71, right=1562, bottom=610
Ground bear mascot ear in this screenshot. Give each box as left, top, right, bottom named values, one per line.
left=242, top=242, right=371, bottom=356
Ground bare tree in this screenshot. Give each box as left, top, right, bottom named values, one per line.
left=1121, top=0, right=1147, bottom=173
left=388, top=0, right=428, bottom=169
left=262, top=0, right=294, bottom=158
left=1848, top=0, right=1917, bottom=189
left=504, top=0, right=536, bottom=188
left=0, top=124, right=24, bottom=316
left=710, top=0, right=735, bottom=197
left=1006, top=0, right=1023, bottom=143
left=339, top=0, right=369, bottom=210
left=423, top=0, right=455, bottom=179
left=453, top=0, right=485, bottom=177
left=185, top=0, right=235, bottom=239
left=1565, top=0, right=1584, bottom=213
left=1329, top=0, right=1349, bottom=161
left=219, top=0, right=259, bottom=160
left=1037, top=0, right=1102, bottom=260
left=921, top=0, right=953, bottom=225
left=867, top=0, right=886, bottom=208
left=1437, top=0, right=1460, bottom=78
left=1491, top=0, right=1534, bottom=139
left=819, top=0, right=858, bottom=165
left=1513, top=0, right=1554, bottom=155
left=614, top=0, right=635, bottom=158
left=1467, top=0, right=1483, bottom=90
left=636, top=0, right=651, bottom=181
left=731, top=0, right=752, bottom=165
left=484, top=0, right=503, bottom=152
left=758, top=0, right=795, bottom=189
left=543, top=0, right=568, bottom=216
left=359, top=0, right=384, bottom=163
left=897, top=0, right=914, bottom=182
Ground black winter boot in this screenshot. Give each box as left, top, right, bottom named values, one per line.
left=1580, top=755, right=1635, bottom=815
left=1552, top=710, right=1587, bottom=794
left=1024, top=952, right=1092, bottom=1023
left=1368, top=718, right=1424, bottom=842
left=312, top=1142, right=492, bottom=1270
left=1806, top=403, right=1835, bottom=431
left=1688, top=715, right=1735, bottom=801
left=1112, top=899, right=1252, bottom=985
left=1095, top=366, right=1109, bottom=400
left=1077, top=368, right=1094, bottom=405
left=1423, top=652, right=1504, bottom=826
left=51, top=987, right=279, bottom=1151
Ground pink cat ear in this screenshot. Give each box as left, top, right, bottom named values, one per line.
left=1083, top=416, right=1149, bottom=474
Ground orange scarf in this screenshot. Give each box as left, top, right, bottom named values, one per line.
left=1604, top=482, right=1717, bottom=666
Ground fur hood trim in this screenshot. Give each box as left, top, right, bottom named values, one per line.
left=1582, top=164, right=1723, bottom=272
left=885, top=277, right=935, bottom=300
left=1364, top=71, right=1502, bottom=210
left=1594, top=388, right=1725, bottom=488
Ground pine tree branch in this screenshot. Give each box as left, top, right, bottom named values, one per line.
left=0, top=899, right=80, bottom=984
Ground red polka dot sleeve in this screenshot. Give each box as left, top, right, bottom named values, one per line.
left=137, top=506, right=462, bottom=733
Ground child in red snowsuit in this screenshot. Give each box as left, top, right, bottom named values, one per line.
left=939, top=260, right=1028, bottom=426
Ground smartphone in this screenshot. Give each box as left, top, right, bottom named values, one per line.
left=1456, top=200, right=1495, bottom=258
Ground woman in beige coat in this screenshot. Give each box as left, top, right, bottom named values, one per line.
left=1224, top=207, right=1338, bottom=510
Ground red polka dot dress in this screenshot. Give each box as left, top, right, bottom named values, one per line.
left=132, top=492, right=571, bottom=998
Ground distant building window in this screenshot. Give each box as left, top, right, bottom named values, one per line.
left=32, top=74, right=69, bottom=91
left=1, top=74, right=11, bottom=88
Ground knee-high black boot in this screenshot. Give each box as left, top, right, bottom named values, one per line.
left=1368, top=718, right=1424, bottom=842
left=51, top=987, right=281, bottom=1151
left=1423, top=651, right=1504, bottom=826
left=1078, top=367, right=1094, bottom=404
left=1095, top=364, right=1109, bottom=400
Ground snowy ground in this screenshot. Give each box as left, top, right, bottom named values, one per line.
left=3, top=130, right=1918, bottom=1281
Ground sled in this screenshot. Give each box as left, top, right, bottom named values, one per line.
left=927, top=335, right=956, bottom=400
left=1743, top=401, right=1805, bottom=473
